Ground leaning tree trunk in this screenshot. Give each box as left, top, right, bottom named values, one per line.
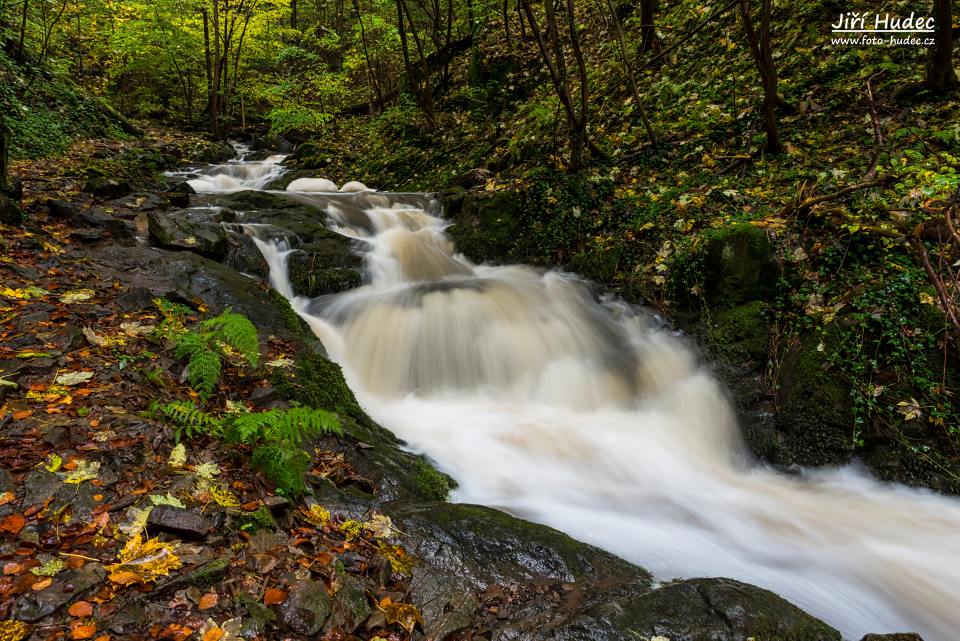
left=925, top=0, right=957, bottom=92
left=640, top=0, right=660, bottom=52
left=0, top=114, right=9, bottom=193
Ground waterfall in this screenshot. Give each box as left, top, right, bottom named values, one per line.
left=201, top=158, right=960, bottom=641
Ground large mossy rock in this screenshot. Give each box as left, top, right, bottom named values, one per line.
left=772, top=330, right=855, bottom=467
left=446, top=187, right=529, bottom=264
left=701, top=223, right=779, bottom=307
left=707, top=300, right=770, bottom=365
left=557, top=578, right=841, bottom=641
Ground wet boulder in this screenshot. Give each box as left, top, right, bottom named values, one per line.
left=147, top=505, right=213, bottom=538
left=281, top=579, right=331, bottom=636
left=147, top=210, right=229, bottom=260
left=446, top=187, right=529, bottom=264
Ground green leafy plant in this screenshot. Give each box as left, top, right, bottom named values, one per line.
left=170, top=310, right=259, bottom=401
left=158, top=401, right=341, bottom=496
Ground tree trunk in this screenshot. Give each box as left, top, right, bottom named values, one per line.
left=740, top=0, right=779, bottom=154
left=291, top=0, right=298, bottom=28
left=396, top=0, right=413, bottom=93
left=17, top=0, right=28, bottom=63
left=639, top=0, right=659, bottom=52
left=925, top=0, right=957, bottom=92
left=0, top=114, right=9, bottom=193
left=352, top=0, right=383, bottom=111
left=604, top=0, right=655, bottom=147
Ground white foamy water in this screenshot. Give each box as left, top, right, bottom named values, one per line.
left=165, top=142, right=288, bottom=193
left=202, top=156, right=960, bottom=640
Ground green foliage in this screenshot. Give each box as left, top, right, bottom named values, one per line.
left=170, top=309, right=260, bottom=401
left=159, top=400, right=341, bottom=496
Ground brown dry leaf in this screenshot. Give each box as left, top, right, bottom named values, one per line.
left=31, top=576, right=53, bottom=591
left=106, top=534, right=182, bottom=586
left=379, top=599, right=424, bottom=633
left=263, top=588, right=287, bottom=605
left=12, top=410, right=32, bottom=420
left=68, top=601, right=94, bottom=617
left=71, top=623, right=97, bottom=640
left=198, top=592, right=218, bottom=610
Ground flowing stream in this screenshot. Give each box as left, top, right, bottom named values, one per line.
left=189, top=153, right=960, bottom=641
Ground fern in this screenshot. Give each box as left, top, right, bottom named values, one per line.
left=170, top=309, right=260, bottom=402
left=159, top=401, right=223, bottom=442
left=228, top=407, right=341, bottom=446
left=201, top=311, right=260, bottom=368
left=251, top=443, right=311, bottom=496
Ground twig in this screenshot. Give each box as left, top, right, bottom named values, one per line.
left=787, top=179, right=887, bottom=216
left=911, top=238, right=960, bottom=337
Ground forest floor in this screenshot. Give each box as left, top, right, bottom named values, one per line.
left=0, top=135, right=438, bottom=641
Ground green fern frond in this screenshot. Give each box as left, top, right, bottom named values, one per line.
left=202, top=310, right=260, bottom=368
left=271, top=407, right=342, bottom=445
left=251, top=443, right=310, bottom=496
left=159, top=401, right=223, bottom=441
left=173, top=330, right=204, bottom=360
left=188, top=347, right=222, bottom=401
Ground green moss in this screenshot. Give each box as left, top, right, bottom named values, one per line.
left=268, top=289, right=308, bottom=340
left=290, top=268, right=361, bottom=298
left=186, top=555, right=231, bottom=589
left=273, top=351, right=363, bottom=421
left=707, top=301, right=769, bottom=363
left=702, top=224, right=778, bottom=308
left=237, top=505, right=278, bottom=531
left=775, top=328, right=855, bottom=466
left=413, top=459, right=452, bottom=501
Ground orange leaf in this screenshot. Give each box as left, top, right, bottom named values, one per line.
left=0, top=513, right=25, bottom=534
left=71, top=624, right=97, bottom=640
left=3, top=562, right=22, bottom=575
left=202, top=629, right=224, bottom=641
left=94, top=636, right=112, bottom=641
left=0, top=490, right=15, bottom=505
left=69, top=601, right=94, bottom=617
left=32, top=576, right=53, bottom=590
left=198, top=592, right=218, bottom=610
left=12, top=410, right=32, bottom=420
left=263, top=588, right=287, bottom=605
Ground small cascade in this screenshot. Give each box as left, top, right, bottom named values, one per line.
left=165, top=142, right=289, bottom=193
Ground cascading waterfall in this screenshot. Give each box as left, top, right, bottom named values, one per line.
left=195, top=157, right=960, bottom=641
left=165, top=142, right=288, bottom=193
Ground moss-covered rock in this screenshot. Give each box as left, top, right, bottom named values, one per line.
left=447, top=187, right=528, bottom=264
left=774, top=330, right=855, bottom=467
left=707, top=300, right=770, bottom=364
left=557, top=578, right=841, bottom=641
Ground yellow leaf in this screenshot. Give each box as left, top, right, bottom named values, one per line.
left=60, top=289, right=95, bottom=304
left=302, top=504, right=330, bottom=527
left=168, top=443, right=187, bottom=468
left=61, top=460, right=100, bottom=484
left=209, top=484, right=240, bottom=508
left=107, top=534, right=182, bottom=586
left=379, top=600, right=423, bottom=633
left=0, top=620, right=30, bottom=641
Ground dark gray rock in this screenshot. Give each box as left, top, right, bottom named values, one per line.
left=326, top=574, right=371, bottom=632
left=554, top=578, right=841, bottom=641
left=13, top=563, right=106, bottom=622
left=83, top=177, right=132, bottom=199
left=223, top=232, right=269, bottom=278
left=147, top=505, right=213, bottom=538
left=281, top=579, right=331, bottom=636
left=860, top=634, right=924, bottom=641
left=46, top=199, right=137, bottom=244
left=147, top=210, right=228, bottom=259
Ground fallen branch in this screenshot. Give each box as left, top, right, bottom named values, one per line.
left=863, top=76, right=884, bottom=181
left=786, top=179, right=888, bottom=217
left=911, top=237, right=960, bottom=338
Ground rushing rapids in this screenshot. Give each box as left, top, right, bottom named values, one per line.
left=193, top=154, right=960, bottom=641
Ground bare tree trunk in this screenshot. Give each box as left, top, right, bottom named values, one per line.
left=396, top=0, right=413, bottom=93
left=501, top=0, right=511, bottom=44
left=202, top=7, right=218, bottom=137
left=604, top=0, right=655, bottom=147
left=291, top=0, right=298, bottom=28
left=17, top=0, right=28, bottom=63
left=352, top=0, right=383, bottom=111
left=925, top=0, right=957, bottom=92
left=639, top=0, right=659, bottom=52
left=740, top=0, right=779, bottom=154
left=0, top=114, right=9, bottom=193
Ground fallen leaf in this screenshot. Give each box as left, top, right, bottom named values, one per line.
left=3, top=561, right=22, bottom=574
left=0, top=620, right=29, bottom=641
left=56, top=371, right=94, bottom=386
left=31, top=558, right=67, bottom=576
left=71, top=623, right=97, bottom=639
left=60, top=289, right=95, bottom=304
left=263, top=588, right=287, bottom=605
left=61, top=460, right=100, bottom=484
left=31, top=576, right=53, bottom=590
left=107, top=534, right=182, bottom=586
left=120, top=322, right=155, bottom=337
left=198, top=592, right=218, bottom=610
left=379, top=600, right=424, bottom=633
left=0, top=513, right=25, bottom=534
left=0, top=490, right=15, bottom=505
left=68, top=601, right=95, bottom=617
left=149, top=493, right=185, bottom=509
left=168, top=443, right=186, bottom=468
left=202, top=628, right=224, bottom=641
left=12, top=409, right=33, bottom=420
